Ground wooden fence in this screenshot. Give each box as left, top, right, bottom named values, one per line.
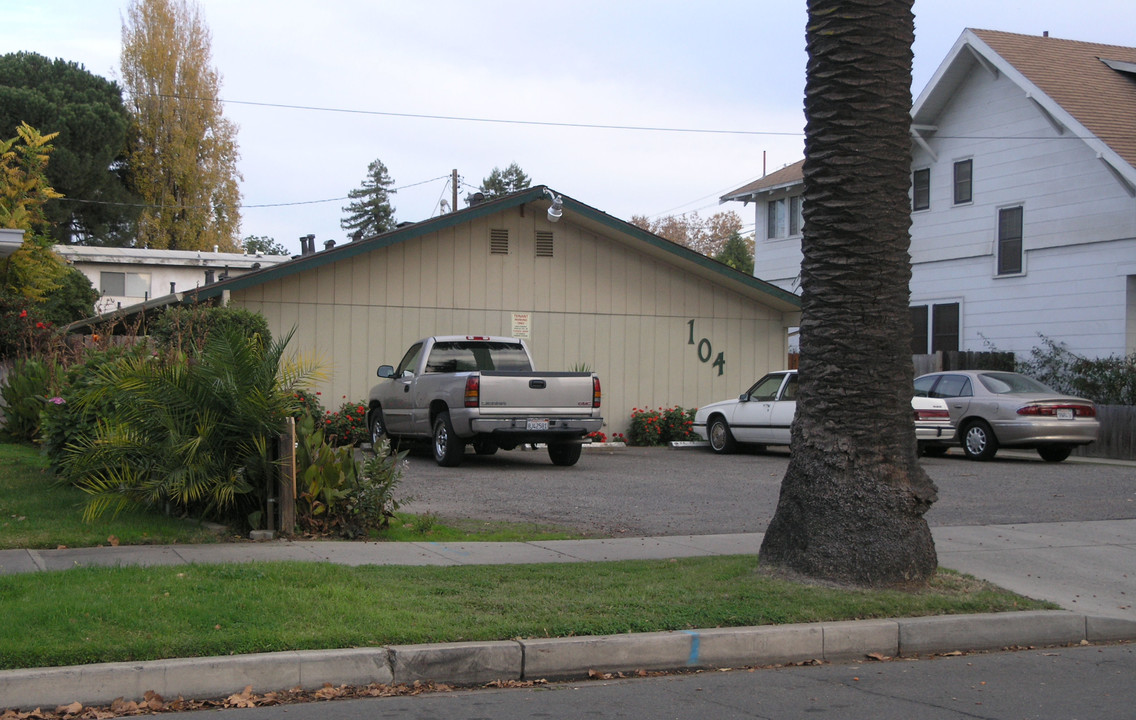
left=1073, top=405, right=1136, bottom=460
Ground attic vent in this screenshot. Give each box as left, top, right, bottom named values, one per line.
left=490, top=228, right=509, bottom=254
left=535, top=231, right=554, bottom=257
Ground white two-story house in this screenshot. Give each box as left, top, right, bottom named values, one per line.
left=723, top=29, right=1136, bottom=360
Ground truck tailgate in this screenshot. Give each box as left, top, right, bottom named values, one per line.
left=477, top=372, right=596, bottom=416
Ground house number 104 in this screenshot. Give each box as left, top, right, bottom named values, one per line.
left=687, top=319, right=725, bottom=376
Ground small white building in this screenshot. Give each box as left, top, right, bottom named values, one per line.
left=53, top=245, right=292, bottom=315
left=723, top=29, right=1136, bottom=360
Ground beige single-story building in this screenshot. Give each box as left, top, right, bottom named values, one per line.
left=89, top=187, right=801, bottom=435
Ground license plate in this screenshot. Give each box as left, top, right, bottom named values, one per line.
left=526, top=418, right=550, bottom=431
left=1057, top=408, right=1074, bottom=420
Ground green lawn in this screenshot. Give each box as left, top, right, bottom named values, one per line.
left=0, top=558, right=1054, bottom=671
left=0, top=443, right=225, bottom=549
left=0, top=441, right=1057, bottom=673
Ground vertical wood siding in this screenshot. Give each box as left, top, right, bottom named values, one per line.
left=233, top=216, right=789, bottom=435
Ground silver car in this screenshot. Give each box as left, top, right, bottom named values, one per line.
left=692, top=370, right=956, bottom=454
left=914, top=370, right=1099, bottom=462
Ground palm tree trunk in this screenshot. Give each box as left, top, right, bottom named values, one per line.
left=758, top=0, right=939, bottom=586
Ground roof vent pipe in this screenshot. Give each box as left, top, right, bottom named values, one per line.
left=324, top=239, right=336, bottom=251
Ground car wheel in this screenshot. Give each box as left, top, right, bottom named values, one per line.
left=961, top=420, right=998, bottom=461
left=473, top=437, right=499, bottom=456
left=708, top=417, right=737, bottom=454
left=369, top=407, right=393, bottom=453
left=920, top=444, right=950, bottom=458
left=548, top=442, right=583, bottom=466
left=432, top=411, right=465, bottom=467
left=1038, top=445, right=1073, bottom=462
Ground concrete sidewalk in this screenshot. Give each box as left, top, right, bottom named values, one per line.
left=3, top=520, right=1135, bottom=710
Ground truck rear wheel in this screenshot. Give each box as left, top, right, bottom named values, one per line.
left=548, top=442, right=582, bottom=466
left=432, top=411, right=465, bottom=466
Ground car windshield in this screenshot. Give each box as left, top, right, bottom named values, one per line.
left=976, top=372, right=1056, bottom=395
left=746, top=374, right=787, bottom=401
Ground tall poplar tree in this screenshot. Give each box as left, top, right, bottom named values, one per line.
left=120, top=0, right=241, bottom=251
left=758, top=0, right=939, bottom=587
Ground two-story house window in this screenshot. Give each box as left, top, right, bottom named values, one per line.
left=997, top=206, right=1024, bottom=275
left=911, top=302, right=960, bottom=354
left=953, top=159, right=973, bottom=204
left=767, top=196, right=804, bottom=239
left=912, top=168, right=930, bottom=211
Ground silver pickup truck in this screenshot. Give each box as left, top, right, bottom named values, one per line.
left=368, top=335, right=603, bottom=466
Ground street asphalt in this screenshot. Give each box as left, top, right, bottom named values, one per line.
left=2, top=516, right=1135, bottom=710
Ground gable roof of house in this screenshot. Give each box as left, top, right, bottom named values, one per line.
left=721, top=29, right=1136, bottom=205
left=69, top=185, right=800, bottom=330
left=719, top=160, right=804, bottom=204
left=913, top=29, right=1136, bottom=191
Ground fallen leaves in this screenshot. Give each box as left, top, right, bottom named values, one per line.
left=0, top=681, right=456, bottom=720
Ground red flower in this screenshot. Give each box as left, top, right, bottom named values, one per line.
left=19, top=310, right=27, bottom=318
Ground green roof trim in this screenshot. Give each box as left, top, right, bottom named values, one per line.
left=111, top=185, right=800, bottom=315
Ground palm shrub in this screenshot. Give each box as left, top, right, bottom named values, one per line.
left=55, top=327, right=319, bottom=527
left=0, top=357, right=55, bottom=442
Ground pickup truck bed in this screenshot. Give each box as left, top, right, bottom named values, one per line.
left=368, top=336, right=603, bottom=466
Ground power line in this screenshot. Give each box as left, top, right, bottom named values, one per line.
left=54, top=174, right=451, bottom=212
left=160, top=94, right=805, bottom=138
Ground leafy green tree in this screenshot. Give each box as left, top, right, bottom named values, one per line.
left=713, top=231, right=754, bottom=275
left=1, top=122, right=61, bottom=233
left=759, top=0, right=938, bottom=587
left=341, top=159, right=396, bottom=240
left=0, top=52, right=138, bottom=246
left=478, top=162, right=531, bottom=200
left=121, top=0, right=242, bottom=251
left=40, top=266, right=98, bottom=325
left=241, top=234, right=289, bottom=256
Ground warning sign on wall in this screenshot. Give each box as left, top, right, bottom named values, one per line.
left=512, top=312, right=531, bottom=339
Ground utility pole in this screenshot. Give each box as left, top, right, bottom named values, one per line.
left=452, top=169, right=459, bottom=213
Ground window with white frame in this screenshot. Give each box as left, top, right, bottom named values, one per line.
left=912, top=168, right=930, bottom=211
left=910, top=302, right=960, bottom=354
left=997, top=206, right=1023, bottom=275
left=100, top=271, right=151, bottom=298
left=953, top=159, right=973, bottom=204
left=767, top=196, right=804, bottom=239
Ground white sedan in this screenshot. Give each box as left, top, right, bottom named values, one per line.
left=692, top=370, right=955, bottom=454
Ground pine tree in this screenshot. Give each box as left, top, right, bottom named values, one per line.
left=341, top=159, right=396, bottom=240
left=478, top=162, right=531, bottom=200
left=120, top=0, right=241, bottom=251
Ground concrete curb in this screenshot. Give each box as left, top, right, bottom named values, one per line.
left=3, top=611, right=1133, bottom=711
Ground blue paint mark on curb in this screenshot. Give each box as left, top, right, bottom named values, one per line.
left=682, top=630, right=701, bottom=666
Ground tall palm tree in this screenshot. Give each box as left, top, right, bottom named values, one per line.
left=758, top=0, right=939, bottom=586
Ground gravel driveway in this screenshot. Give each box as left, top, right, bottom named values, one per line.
left=393, top=445, right=1136, bottom=537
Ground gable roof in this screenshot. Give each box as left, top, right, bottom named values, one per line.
left=913, top=29, right=1136, bottom=191
left=720, top=160, right=804, bottom=204
left=721, top=30, right=1136, bottom=205
left=69, top=185, right=800, bottom=330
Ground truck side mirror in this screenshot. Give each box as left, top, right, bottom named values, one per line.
left=378, top=365, right=395, bottom=378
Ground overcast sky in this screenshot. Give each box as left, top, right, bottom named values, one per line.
left=5, top=1, right=1135, bottom=254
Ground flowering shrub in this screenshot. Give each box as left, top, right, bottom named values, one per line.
left=586, top=430, right=607, bottom=443
left=610, top=432, right=627, bottom=444
left=627, top=406, right=698, bottom=446
left=323, top=396, right=370, bottom=447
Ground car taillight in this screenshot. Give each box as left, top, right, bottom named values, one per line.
left=1016, top=404, right=1096, bottom=417
left=593, top=376, right=602, bottom=408
left=914, top=409, right=951, bottom=421
left=464, top=375, right=480, bottom=408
